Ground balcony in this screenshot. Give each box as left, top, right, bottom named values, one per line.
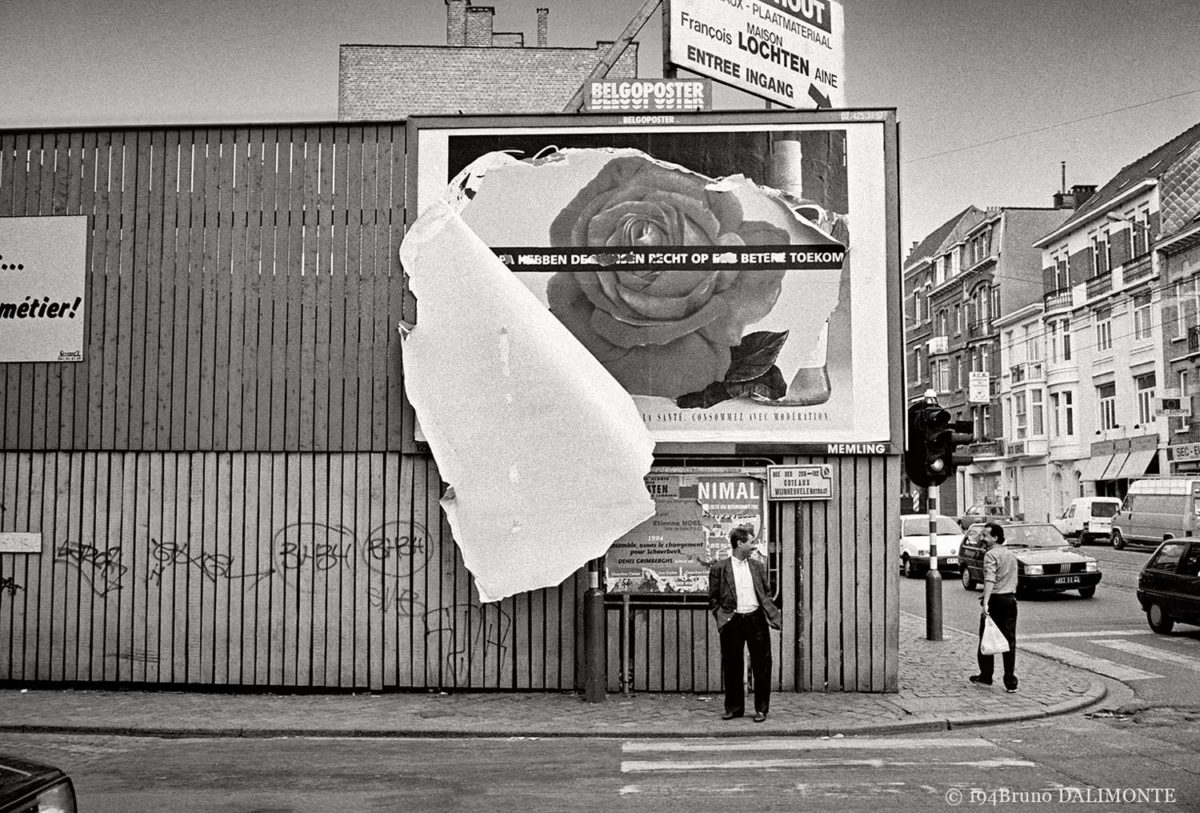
left=1009, top=361, right=1045, bottom=384
left=1043, top=288, right=1072, bottom=312
left=968, top=438, right=1004, bottom=459
left=967, top=319, right=992, bottom=338
left=1122, top=253, right=1154, bottom=285
left=1086, top=272, right=1112, bottom=299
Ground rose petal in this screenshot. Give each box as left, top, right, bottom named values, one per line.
left=591, top=297, right=731, bottom=348
left=698, top=269, right=786, bottom=346
left=546, top=273, right=628, bottom=363
left=614, top=272, right=718, bottom=321
left=600, top=333, right=731, bottom=398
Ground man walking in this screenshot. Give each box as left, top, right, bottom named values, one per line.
left=708, top=526, right=782, bottom=722
left=970, top=521, right=1019, bottom=692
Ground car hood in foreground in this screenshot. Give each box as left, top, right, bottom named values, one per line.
left=1010, top=548, right=1092, bottom=565
left=0, top=754, right=66, bottom=799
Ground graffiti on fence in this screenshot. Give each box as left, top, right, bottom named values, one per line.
left=1, top=574, right=20, bottom=596
left=424, top=604, right=512, bottom=685
left=54, top=541, right=127, bottom=596
left=367, top=585, right=424, bottom=617
left=148, top=537, right=274, bottom=588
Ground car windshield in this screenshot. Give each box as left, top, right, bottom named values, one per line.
left=903, top=517, right=962, bottom=535
left=1090, top=502, right=1119, bottom=517
left=1002, top=525, right=1068, bottom=549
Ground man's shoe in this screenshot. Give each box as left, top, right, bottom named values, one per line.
left=721, top=710, right=744, bottom=720
left=753, top=711, right=767, bottom=723
left=968, top=675, right=993, bottom=686
left=1004, top=679, right=1018, bottom=693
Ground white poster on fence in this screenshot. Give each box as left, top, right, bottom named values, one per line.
left=0, top=216, right=88, bottom=362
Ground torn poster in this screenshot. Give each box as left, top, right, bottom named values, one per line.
left=399, top=200, right=656, bottom=603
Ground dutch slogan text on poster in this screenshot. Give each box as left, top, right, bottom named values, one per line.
left=668, top=0, right=845, bottom=109
left=604, top=468, right=768, bottom=594
left=0, top=216, right=88, bottom=362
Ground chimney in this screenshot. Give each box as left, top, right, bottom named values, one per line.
left=446, top=0, right=468, bottom=46
left=465, top=6, right=495, bottom=46
left=536, top=7, right=549, bottom=47
left=1071, top=184, right=1096, bottom=207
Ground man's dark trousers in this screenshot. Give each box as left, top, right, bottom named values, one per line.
left=720, top=608, right=772, bottom=715
left=977, top=593, right=1018, bottom=688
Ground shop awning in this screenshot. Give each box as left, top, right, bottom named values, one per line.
left=1078, top=455, right=1113, bottom=481
left=1101, top=452, right=1129, bottom=480
left=1117, top=449, right=1157, bottom=480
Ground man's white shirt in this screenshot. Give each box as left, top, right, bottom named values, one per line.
left=731, top=556, right=760, bottom=613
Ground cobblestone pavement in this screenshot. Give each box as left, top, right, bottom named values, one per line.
left=0, top=611, right=1105, bottom=739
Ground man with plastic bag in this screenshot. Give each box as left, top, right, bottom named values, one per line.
left=970, top=522, right=1019, bottom=693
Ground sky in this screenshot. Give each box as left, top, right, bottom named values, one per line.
left=2, top=0, right=1199, bottom=247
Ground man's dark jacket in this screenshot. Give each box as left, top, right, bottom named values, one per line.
left=708, top=556, right=783, bottom=631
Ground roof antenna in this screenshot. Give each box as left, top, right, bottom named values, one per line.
left=1061, top=161, right=1066, bottom=194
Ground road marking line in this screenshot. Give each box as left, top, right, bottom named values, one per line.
left=623, top=737, right=994, bottom=752
left=1091, top=639, right=1200, bottom=670
left=1023, top=641, right=1162, bottom=681
left=1023, top=630, right=1151, bottom=639
left=621, top=758, right=1037, bottom=772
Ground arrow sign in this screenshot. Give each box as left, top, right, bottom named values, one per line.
left=808, top=84, right=831, bottom=109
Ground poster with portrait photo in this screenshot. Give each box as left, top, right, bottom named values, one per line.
left=408, top=112, right=898, bottom=447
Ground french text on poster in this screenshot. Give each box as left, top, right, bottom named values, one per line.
left=767, top=464, right=831, bottom=500
left=0, top=216, right=88, bottom=362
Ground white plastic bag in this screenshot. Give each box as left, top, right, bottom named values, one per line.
left=980, top=614, right=1009, bottom=655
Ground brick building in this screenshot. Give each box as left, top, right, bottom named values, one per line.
left=339, top=1, right=639, bottom=119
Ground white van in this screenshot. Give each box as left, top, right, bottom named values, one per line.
left=1053, top=497, right=1122, bottom=546
left=1111, top=478, right=1200, bottom=550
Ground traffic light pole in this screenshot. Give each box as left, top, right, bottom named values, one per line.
left=925, top=484, right=943, bottom=641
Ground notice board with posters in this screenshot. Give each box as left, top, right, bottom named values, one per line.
left=406, top=110, right=901, bottom=453
left=603, top=467, right=768, bottom=595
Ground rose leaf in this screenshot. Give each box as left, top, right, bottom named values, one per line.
left=676, top=381, right=732, bottom=409
left=724, top=330, right=789, bottom=383
left=726, top=366, right=788, bottom=402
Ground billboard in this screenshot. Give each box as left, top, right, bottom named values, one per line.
left=605, top=467, right=768, bottom=594
left=667, top=0, right=846, bottom=108
left=0, top=216, right=88, bottom=362
left=408, top=111, right=899, bottom=448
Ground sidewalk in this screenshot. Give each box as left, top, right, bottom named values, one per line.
left=0, top=611, right=1106, bottom=739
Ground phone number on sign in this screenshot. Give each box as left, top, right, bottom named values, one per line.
left=944, top=787, right=1179, bottom=806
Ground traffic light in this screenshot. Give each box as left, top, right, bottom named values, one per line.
left=905, top=402, right=975, bottom=488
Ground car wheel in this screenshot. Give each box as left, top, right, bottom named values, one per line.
left=1111, top=529, right=1126, bottom=550
left=1147, top=603, right=1175, bottom=634
left=901, top=555, right=916, bottom=579
left=1078, top=585, right=1096, bottom=599
left=1070, top=535, right=1084, bottom=548
left=960, top=567, right=976, bottom=590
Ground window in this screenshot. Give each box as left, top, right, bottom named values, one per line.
left=937, top=309, right=948, bottom=337
left=1090, top=229, right=1111, bottom=275
left=1051, top=391, right=1075, bottom=437
left=1095, top=307, right=1112, bottom=353
left=1051, top=248, right=1069, bottom=290
left=1132, top=205, right=1151, bottom=257
left=990, top=286, right=1001, bottom=321
left=954, top=304, right=962, bottom=335
left=934, top=359, right=951, bottom=393
left=1133, top=292, right=1152, bottom=340
left=1048, top=322, right=1058, bottom=362
left=1014, top=392, right=1027, bottom=439
left=913, top=347, right=924, bottom=384
left=1098, top=382, right=1117, bottom=430
left=1136, top=372, right=1156, bottom=425
left=1062, top=319, right=1072, bottom=360
left=1024, top=324, right=1041, bottom=362
left=1031, top=389, right=1044, bottom=436
left=973, top=404, right=990, bottom=440
left=1178, top=370, right=1190, bottom=432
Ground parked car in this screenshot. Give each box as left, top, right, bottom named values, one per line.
left=898, top=514, right=964, bottom=578
left=1136, top=537, right=1200, bottom=633
left=957, top=502, right=1015, bottom=528
left=1053, top=496, right=1122, bottom=546
left=0, top=754, right=76, bottom=813
left=959, top=522, right=1102, bottom=598
left=1110, top=477, right=1200, bottom=550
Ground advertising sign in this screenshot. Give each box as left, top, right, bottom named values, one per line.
left=0, top=216, right=88, bottom=362
left=603, top=467, right=767, bottom=594
left=766, top=464, right=831, bottom=500
left=584, top=79, right=712, bottom=113
left=968, top=371, right=990, bottom=404
left=668, top=0, right=845, bottom=108
left=1156, top=396, right=1192, bottom=418
left=409, top=111, right=898, bottom=447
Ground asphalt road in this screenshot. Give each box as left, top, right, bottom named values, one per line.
left=2, top=720, right=1197, bottom=812
left=900, top=544, right=1200, bottom=708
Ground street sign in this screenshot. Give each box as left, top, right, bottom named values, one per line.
left=767, top=464, right=832, bottom=500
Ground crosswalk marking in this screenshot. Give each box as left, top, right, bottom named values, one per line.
left=1091, top=638, right=1200, bottom=671
left=621, top=757, right=1037, bottom=773
left=1023, top=629, right=1151, bottom=639
left=1022, top=641, right=1162, bottom=680
left=623, top=737, right=994, bottom=752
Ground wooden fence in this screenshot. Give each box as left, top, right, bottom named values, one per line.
left=0, top=124, right=898, bottom=692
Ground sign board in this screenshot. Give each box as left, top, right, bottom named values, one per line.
left=409, top=111, right=899, bottom=447
left=583, top=79, right=712, bottom=113
left=667, top=0, right=846, bottom=109
left=0, top=216, right=88, bottom=362
left=1168, top=442, right=1200, bottom=464
left=766, top=464, right=831, bottom=500
left=968, top=371, right=990, bottom=404
left=1157, top=396, right=1192, bottom=418
left=603, top=467, right=767, bottom=594
left=0, top=533, right=41, bottom=553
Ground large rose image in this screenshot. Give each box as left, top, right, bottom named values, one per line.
left=546, top=156, right=790, bottom=398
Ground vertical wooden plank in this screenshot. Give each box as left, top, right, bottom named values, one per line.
left=385, top=124, right=405, bottom=450
left=88, top=453, right=112, bottom=681
left=183, top=453, right=203, bottom=682
left=371, top=127, right=393, bottom=451
left=57, top=454, right=83, bottom=681
left=104, top=132, right=128, bottom=450
left=284, top=132, right=306, bottom=452
left=8, top=455, right=33, bottom=679
left=269, top=132, right=291, bottom=451
left=403, top=456, right=425, bottom=687
left=84, top=132, right=109, bottom=449
left=115, top=452, right=138, bottom=682
left=227, top=129, right=251, bottom=452
left=353, top=454, right=371, bottom=688
left=356, top=127, right=377, bottom=452
left=56, top=133, right=84, bottom=448
left=182, top=130, right=206, bottom=450
left=155, top=131, right=179, bottom=450
left=259, top=131, right=282, bottom=452
left=198, top=130, right=221, bottom=451
left=140, top=131, right=166, bottom=450
left=217, top=453, right=237, bottom=684
left=241, top=129, right=264, bottom=451
left=323, top=455, right=343, bottom=687
left=144, top=453, right=163, bottom=683
left=374, top=453, right=395, bottom=689
left=0, top=455, right=14, bottom=679
left=35, top=454, right=58, bottom=680
left=341, top=127, right=362, bottom=452
left=240, top=454, right=261, bottom=686
left=0, top=132, right=15, bottom=215
left=778, top=497, right=797, bottom=691
left=806, top=471, right=827, bottom=691
left=124, top=131, right=151, bottom=450
left=255, top=453, right=276, bottom=686
left=211, top=130, right=235, bottom=451
left=168, top=453, right=187, bottom=682
left=309, top=455, right=329, bottom=686
left=883, top=458, right=900, bottom=692
left=269, top=453, right=287, bottom=686
left=299, top=129, right=320, bottom=453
